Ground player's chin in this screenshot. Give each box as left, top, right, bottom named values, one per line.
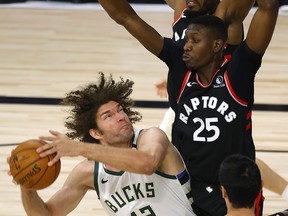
left=183, top=58, right=194, bottom=69
left=120, top=124, right=133, bottom=133
left=187, top=6, right=199, bottom=11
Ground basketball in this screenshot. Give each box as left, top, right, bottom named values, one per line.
left=9, top=139, right=61, bottom=190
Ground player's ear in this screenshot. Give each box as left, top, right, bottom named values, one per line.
left=221, top=186, right=227, bottom=198
left=213, top=39, right=224, bottom=53
left=89, top=129, right=102, bottom=140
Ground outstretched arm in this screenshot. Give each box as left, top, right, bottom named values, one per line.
left=38, top=128, right=183, bottom=176
left=256, top=158, right=288, bottom=196
left=245, top=0, right=279, bottom=54
left=98, top=0, right=164, bottom=56
left=214, top=0, right=255, bottom=45
left=164, top=0, right=176, bottom=9
left=164, top=0, right=186, bottom=19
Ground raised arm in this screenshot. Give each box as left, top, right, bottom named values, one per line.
left=164, top=0, right=176, bottom=9
left=164, top=0, right=186, bottom=19
left=245, top=0, right=279, bottom=54
left=214, top=0, right=255, bottom=45
left=98, top=0, right=164, bottom=56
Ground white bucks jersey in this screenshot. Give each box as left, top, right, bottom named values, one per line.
left=94, top=130, right=195, bottom=216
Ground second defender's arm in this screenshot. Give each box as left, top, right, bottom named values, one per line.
left=245, top=0, right=279, bottom=54
left=98, top=0, right=164, bottom=56
left=215, top=0, right=255, bottom=45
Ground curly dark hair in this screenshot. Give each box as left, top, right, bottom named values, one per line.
left=62, top=72, right=142, bottom=143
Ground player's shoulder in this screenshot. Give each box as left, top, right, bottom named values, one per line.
left=74, top=159, right=95, bottom=174
left=66, top=159, right=95, bottom=189
left=136, top=127, right=170, bottom=148
left=139, top=127, right=165, bottom=137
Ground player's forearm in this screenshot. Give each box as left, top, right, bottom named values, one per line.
left=164, top=0, right=175, bottom=9
left=246, top=0, right=278, bottom=54
left=229, top=0, right=254, bottom=20
left=21, top=187, right=50, bottom=216
left=215, top=0, right=254, bottom=45
left=256, top=0, right=279, bottom=10
left=98, top=0, right=136, bottom=24
left=79, top=143, right=157, bottom=175
left=98, top=0, right=163, bottom=56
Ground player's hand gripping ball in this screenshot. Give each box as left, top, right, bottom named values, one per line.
left=9, top=139, right=61, bottom=190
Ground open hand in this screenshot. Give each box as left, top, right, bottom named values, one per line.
left=37, top=130, right=80, bottom=166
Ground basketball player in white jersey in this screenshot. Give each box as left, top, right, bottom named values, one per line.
left=9, top=72, right=195, bottom=216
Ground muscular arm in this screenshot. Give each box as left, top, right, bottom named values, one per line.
left=256, top=158, right=288, bottom=195
left=21, top=161, right=92, bottom=216
left=163, top=0, right=187, bottom=19
left=245, top=0, right=279, bottom=54
left=98, top=0, right=164, bottom=56
left=21, top=188, right=50, bottom=216
left=164, top=0, right=176, bottom=9
left=39, top=128, right=184, bottom=176
left=214, top=0, right=255, bottom=45
left=225, top=0, right=278, bottom=102
left=136, top=127, right=185, bottom=175
left=164, top=0, right=186, bottom=19
left=79, top=129, right=168, bottom=175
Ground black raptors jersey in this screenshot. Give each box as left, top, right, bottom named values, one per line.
left=158, top=38, right=262, bottom=213
left=168, top=7, right=241, bottom=111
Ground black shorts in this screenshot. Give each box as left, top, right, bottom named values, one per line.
left=190, top=181, right=226, bottom=216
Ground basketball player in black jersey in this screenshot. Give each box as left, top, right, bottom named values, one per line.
left=98, top=0, right=279, bottom=215
left=156, top=0, right=254, bottom=159
left=155, top=0, right=254, bottom=104
left=156, top=0, right=288, bottom=205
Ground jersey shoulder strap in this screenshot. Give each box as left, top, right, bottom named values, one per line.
left=94, top=161, right=100, bottom=199
left=132, top=129, right=143, bottom=149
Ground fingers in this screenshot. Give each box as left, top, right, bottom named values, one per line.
left=7, top=157, right=12, bottom=176
left=39, top=135, right=55, bottom=142
left=154, top=78, right=167, bottom=87
left=6, top=156, right=11, bottom=164
left=37, top=142, right=55, bottom=155
left=49, top=130, right=63, bottom=137
left=38, top=130, right=65, bottom=153
left=156, top=89, right=168, bottom=98
left=36, top=138, right=60, bottom=166
left=47, top=155, right=60, bottom=166
left=39, top=130, right=62, bottom=141
left=12, top=178, right=18, bottom=185
left=154, top=79, right=168, bottom=98
left=7, top=155, right=18, bottom=185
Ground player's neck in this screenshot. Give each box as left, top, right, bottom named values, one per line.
left=226, top=207, right=255, bottom=216
left=196, top=57, right=224, bottom=86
